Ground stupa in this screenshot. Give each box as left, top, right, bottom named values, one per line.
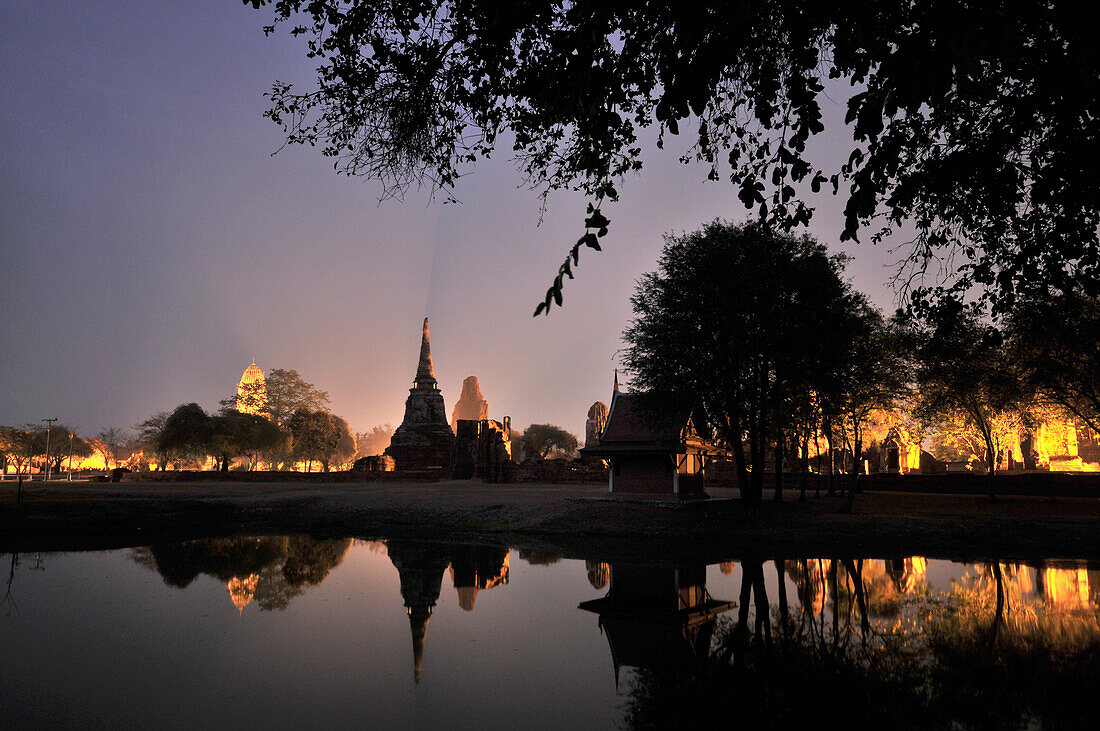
left=385, top=319, right=455, bottom=471
left=451, top=375, right=490, bottom=431
left=237, top=360, right=268, bottom=415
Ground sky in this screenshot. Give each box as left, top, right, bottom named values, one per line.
left=0, top=1, right=910, bottom=440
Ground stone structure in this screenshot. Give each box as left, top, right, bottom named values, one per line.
left=451, top=376, right=490, bottom=432
left=236, top=360, right=268, bottom=415
left=451, top=417, right=512, bottom=482
left=386, top=319, right=455, bottom=471
left=585, top=401, right=609, bottom=448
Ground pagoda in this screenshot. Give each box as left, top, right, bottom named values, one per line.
left=385, top=318, right=455, bottom=471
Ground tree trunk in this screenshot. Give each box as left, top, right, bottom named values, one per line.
left=799, top=426, right=808, bottom=500
left=982, top=428, right=997, bottom=501
left=773, top=433, right=784, bottom=502
left=814, top=419, right=822, bottom=498
left=775, top=558, right=789, bottom=628
left=842, top=558, right=871, bottom=634
left=730, top=416, right=752, bottom=501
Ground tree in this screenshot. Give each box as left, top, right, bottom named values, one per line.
left=158, top=404, right=214, bottom=469
left=0, top=426, right=34, bottom=476
left=249, top=1, right=1099, bottom=316
left=287, top=409, right=341, bottom=472
left=134, top=412, right=171, bottom=471
left=912, top=300, right=1029, bottom=497
left=92, top=427, right=129, bottom=471
left=825, top=305, right=912, bottom=502
left=1006, top=287, right=1100, bottom=436
left=355, top=424, right=395, bottom=459
left=622, top=221, right=852, bottom=505
left=210, top=411, right=284, bottom=471
left=263, top=369, right=330, bottom=428
left=51, top=431, right=93, bottom=474
left=521, top=424, right=578, bottom=460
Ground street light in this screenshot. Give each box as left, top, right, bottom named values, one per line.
left=42, top=417, right=57, bottom=482
left=68, top=431, right=75, bottom=481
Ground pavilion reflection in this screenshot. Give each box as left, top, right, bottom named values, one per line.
left=579, top=561, right=735, bottom=683
left=130, top=536, right=352, bottom=611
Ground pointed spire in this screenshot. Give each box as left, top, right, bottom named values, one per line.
left=415, top=318, right=437, bottom=387
left=409, top=607, right=431, bottom=684
left=613, top=369, right=620, bottom=393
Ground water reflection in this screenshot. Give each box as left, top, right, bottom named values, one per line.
left=131, top=536, right=352, bottom=611
left=579, top=562, right=734, bottom=684
left=621, top=557, right=1100, bottom=730
left=7, top=541, right=1099, bottom=729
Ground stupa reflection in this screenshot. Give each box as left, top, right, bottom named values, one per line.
left=386, top=541, right=513, bottom=682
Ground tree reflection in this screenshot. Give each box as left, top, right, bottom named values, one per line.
left=624, top=558, right=1100, bottom=730
left=130, top=536, right=351, bottom=611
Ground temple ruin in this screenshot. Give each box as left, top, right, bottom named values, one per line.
left=385, top=319, right=455, bottom=472
left=451, top=375, right=490, bottom=431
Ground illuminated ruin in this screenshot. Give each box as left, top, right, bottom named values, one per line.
left=236, top=360, right=268, bottom=416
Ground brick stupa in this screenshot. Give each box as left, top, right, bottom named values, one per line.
left=386, top=318, right=455, bottom=471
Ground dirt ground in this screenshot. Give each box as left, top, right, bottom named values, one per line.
left=2, top=479, right=1099, bottom=562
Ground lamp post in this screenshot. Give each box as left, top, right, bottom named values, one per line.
left=68, top=431, right=75, bottom=481
left=42, top=417, right=57, bottom=482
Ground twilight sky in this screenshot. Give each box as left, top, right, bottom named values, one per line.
left=1, top=1, right=910, bottom=440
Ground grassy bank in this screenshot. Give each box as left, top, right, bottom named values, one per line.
left=2, top=480, right=1099, bottom=562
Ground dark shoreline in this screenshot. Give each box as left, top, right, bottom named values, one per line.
left=2, top=480, right=1099, bottom=564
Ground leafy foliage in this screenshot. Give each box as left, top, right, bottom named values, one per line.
left=287, top=408, right=352, bottom=471
left=521, top=423, right=579, bottom=460
left=355, top=423, right=395, bottom=459
left=1006, top=286, right=1100, bottom=435
left=911, top=300, right=1030, bottom=486
left=263, top=368, right=331, bottom=428
left=622, top=221, right=902, bottom=502
left=248, top=0, right=1099, bottom=314
left=158, top=403, right=215, bottom=468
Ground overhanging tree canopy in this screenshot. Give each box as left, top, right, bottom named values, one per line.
left=247, top=0, right=1098, bottom=315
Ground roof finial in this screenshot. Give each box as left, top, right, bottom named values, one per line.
left=415, top=317, right=437, bottom=386
left=613, top=369, right=620, bottom=393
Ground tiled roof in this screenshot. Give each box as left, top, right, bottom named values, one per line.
left=598, top=393, right=688, bottom=445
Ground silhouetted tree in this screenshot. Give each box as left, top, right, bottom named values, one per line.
left=287, top=409, right=341, bottom=471
left=134, top=411, right=171, bottom=471
left=210, top=411, right=283, bottom=471
left=158, top=403, right=214, bottom=469
left=1007, top=286, right=1100, bottom=435
left=825, top=305, right=912, bottom=504
left=912, top=301, right=1029, bottom=497
left=249, top=1, right=1099, bottom=316
left=92, top=427, right=129, bottom=471
left=263, top=369, right=331, bottom=428
left=622, top=221, right=852, bottom=505
left=521, top=423, right=579, bottom=460
left=51, top=431, right=93, bottom=474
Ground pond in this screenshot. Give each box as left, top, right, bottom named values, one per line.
left=2, top=539, right=1098, bottom=729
